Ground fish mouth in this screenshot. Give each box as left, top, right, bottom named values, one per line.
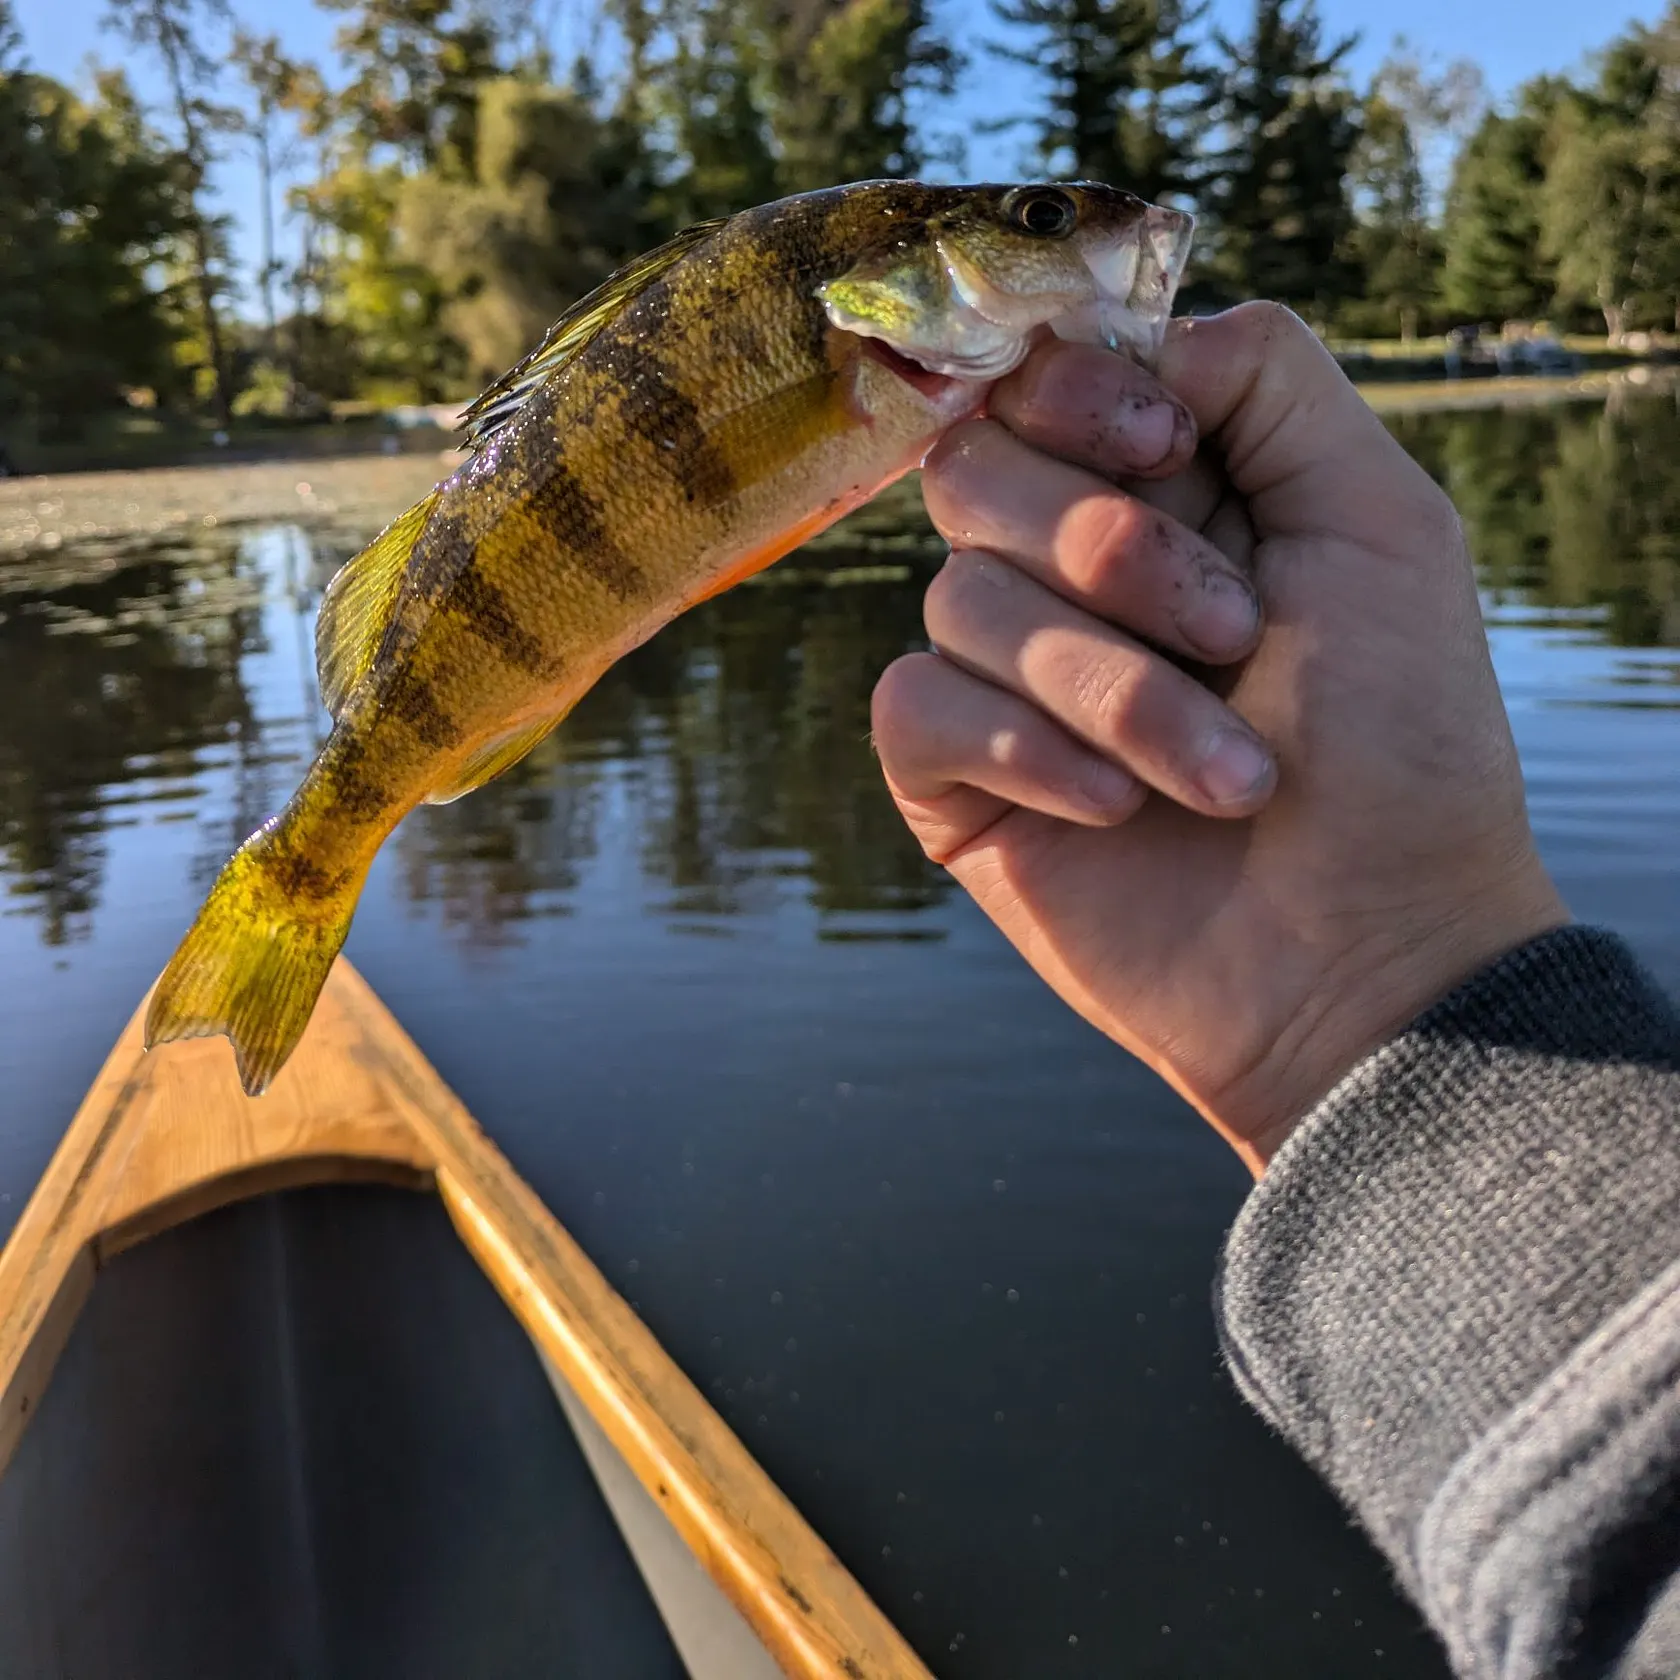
left=858, top=335, right=971, bottom=401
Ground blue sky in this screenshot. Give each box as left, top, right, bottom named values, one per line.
left=13, top=0, right=1672, bottom=317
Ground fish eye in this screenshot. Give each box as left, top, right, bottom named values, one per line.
left=1005, top=187, right=1078, bottom=239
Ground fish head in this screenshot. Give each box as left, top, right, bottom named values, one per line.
left=818, top=181, right=1194, bottom=389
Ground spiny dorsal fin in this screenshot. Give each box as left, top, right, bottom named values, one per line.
left=459, top=216, right=730, bottom=452
left=424, top=714, right=563, bottom=805
left=314, top=492, right=438, bottom=720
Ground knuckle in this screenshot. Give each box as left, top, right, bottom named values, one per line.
left=923, top=548, right=1001, bottom=639
left=1058, top=493, right=1147, bottom=594
left=1231, top=297, right=1306, bottom=347
left=870, top=652, right=940, bottom=745
left=921, top=417, right=1007, bottom=485
left=1079, top=655, right=1155, bottom=746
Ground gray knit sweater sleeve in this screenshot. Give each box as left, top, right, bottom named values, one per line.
left=1215, top=926, right=1680, bottom=1679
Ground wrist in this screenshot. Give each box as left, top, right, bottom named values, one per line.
left=1220, top=867, right=1573, bottom=1174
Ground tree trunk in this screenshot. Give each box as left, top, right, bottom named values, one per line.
left=153, top=1, right=234, bottom=428
left=256, top=112, right=277, bottom=366
left=186, top=213, right=233, bottom=428
left=1400, top=305, right=1419, bottom=343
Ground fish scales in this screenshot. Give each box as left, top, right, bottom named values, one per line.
left=144, top=179, right=1195, bottom=1093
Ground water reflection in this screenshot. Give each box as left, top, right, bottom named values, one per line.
left=1390, top=393, right=1680, bottom=654
left=1, top=401, right=1677, bottom=949
left=0, top=534, right=263, bottom=942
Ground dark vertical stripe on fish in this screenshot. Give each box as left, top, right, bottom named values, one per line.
left=382, top=660, right=461, bottom=750
left=522, top=457, right=645, bottom=602
left=322, top=730, right=395, bottom=822
left=268, top=845, right=352, bottom=902
left=603, top=286, right=736, bottom=509
left=446, top=565, right=553, bottom=675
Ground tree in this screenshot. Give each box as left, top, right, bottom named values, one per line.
left=398, top=77, right=641, bottom=387
left=1540, top=25, right=1680, bottom=338
left=315, top=0, right=502, bottom=175
left=104, top=0, right=238, bottom=425
left=230, top=32, right=307, bottom=365
left=297, top=0, right=512, bottom=401
left=1367, top=35, right=1486, bottom=216
left=1205, top=0, right=1361, bottom=312
left=1343, top=90, right=1437, bottom=337
left=1439, top=79, right=1565, bottom=323
left=767, top=0, right=961, bottom=191
left=988, top=0, right=1212, bottom=206
left=0, top=18, right=188, bottom=435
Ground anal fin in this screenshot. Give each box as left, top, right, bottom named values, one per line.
left=425, top=715, right=562, bottom=805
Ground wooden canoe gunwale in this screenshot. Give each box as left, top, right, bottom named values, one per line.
left=0, top=960, right=932, bottom=1680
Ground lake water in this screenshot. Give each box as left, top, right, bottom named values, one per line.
left=1, top=390, right=1677, bottom=1677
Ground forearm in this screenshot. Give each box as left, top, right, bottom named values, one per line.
left=1216, top=926, right=1680, bottom=1678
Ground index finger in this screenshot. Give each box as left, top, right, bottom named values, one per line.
left=988, top=337, right=1199, bottom=485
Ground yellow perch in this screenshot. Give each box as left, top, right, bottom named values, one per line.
left=146, top=179, right=1194, bottom=1094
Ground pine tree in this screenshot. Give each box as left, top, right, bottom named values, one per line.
left=989, top=0, right=1213, bottom=205
left=1343, top=91, right=1437, bottom=337
left=1439, top=80, right=1564, bottom=323
left=1205, top=0, right=1360, bottom=312
left=768, top=0, right=960, bottom=191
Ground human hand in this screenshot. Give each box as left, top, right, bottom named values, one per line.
left=873, top=305, right=1569, bottom=1172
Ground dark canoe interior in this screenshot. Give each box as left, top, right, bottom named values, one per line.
left=0, top=1184, right=689, bottom=1680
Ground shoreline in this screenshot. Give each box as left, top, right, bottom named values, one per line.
left=4, top=366, right=1676, bottom=485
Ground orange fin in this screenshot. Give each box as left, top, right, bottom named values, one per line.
left=424, top=714, right=563, bottom=805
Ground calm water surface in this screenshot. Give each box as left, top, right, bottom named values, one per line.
left=2, top=393, right=1678, bottom=1677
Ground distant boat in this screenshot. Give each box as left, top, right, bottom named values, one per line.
left=0, top=961, right=929, bottom=1679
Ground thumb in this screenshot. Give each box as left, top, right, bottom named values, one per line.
left=1156, top=303, right=1452, bottom=563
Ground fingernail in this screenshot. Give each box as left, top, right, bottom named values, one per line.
left=1180, top=570, right=1259, bottom=658
left=1117, top=398, right=1178, bottom=467
left=1077, top=756, right=1137, bottom=813
left=1198, top=729, right=1272, bottom=806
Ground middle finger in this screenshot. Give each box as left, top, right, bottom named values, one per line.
left=925, top=551, right=1276, bottom=816
left=923, top=420, right=1261, bottom=664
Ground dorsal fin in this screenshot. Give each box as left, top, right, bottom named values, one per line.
left=314, top=492, right=439, bottom=720
left=459, top=216, right=730, bottom=452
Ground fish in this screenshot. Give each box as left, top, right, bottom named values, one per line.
left=144, top=179, right=1194, bottom=1095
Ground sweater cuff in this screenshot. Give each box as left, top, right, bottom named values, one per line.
left=1215, top=926, right=1680, bottom=1592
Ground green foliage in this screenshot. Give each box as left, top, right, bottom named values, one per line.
left=1341, top=92, right=1439, bottom=336
left=398, top=77, right=645, bottom=386
left=0, top=36, right=189, bottom=436
left=1439, top=86, right=1560, bottom=323
left=770, top=0, right=960, bottom=190
left=1539, top=26, right=1680, bottom=338
left=103, top=0, right=240, bottom=422
left=1204, top=0, right=1361, bottom=313
left=23, top=0, right=1680, bottom=436
left=989, top=0, right=1213, bottom=205
left=315, top=0, right=501, bottom=173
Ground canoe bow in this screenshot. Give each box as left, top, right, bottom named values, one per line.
left=0, top=959, right=931, bottom=1680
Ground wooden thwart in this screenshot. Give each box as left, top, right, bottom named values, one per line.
left=0, top=960, right=931, bottom=1680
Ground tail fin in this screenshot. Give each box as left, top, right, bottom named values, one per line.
left=145, top=822, right=368, bottom=1097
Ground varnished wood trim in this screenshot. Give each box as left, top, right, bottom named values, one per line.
left=0, top=962, right=932, bottom=1680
